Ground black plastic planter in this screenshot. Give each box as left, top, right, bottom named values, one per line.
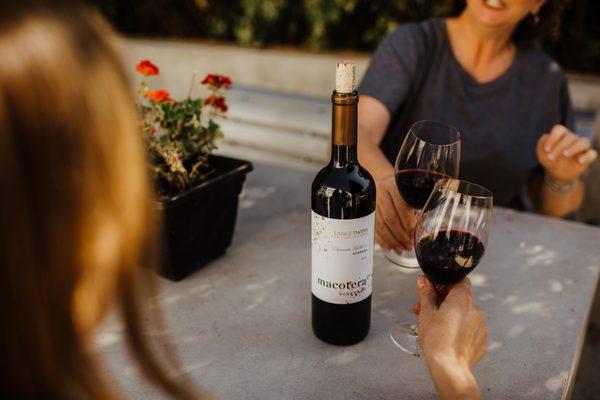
left=158, top=155, right=253, bottom=281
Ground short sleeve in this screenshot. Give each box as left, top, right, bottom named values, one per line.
left=358, top=25, right=421, bottom=116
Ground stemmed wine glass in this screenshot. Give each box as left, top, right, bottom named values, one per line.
left=390, top=178, right=493, bottom=356
left=385, top=120, right=461, bottom=268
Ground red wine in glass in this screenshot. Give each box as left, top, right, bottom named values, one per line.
left=395, top=169, right=449, bottom=210
left=415, top=230, right=485, bottom=286
left=387, top=120, right=461, bottom=269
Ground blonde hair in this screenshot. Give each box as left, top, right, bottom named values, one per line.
left=0, top=1, right=202, bottom=398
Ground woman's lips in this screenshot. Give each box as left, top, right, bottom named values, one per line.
left=483, top=0, right=506, bottom=10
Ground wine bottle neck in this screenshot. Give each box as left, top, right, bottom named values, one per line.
left=331, top=145, right=357, bottom=165
left=331, top=90, right=358, bottom=166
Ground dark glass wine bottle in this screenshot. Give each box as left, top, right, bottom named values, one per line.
left=311, top=61, right=376, bottom=345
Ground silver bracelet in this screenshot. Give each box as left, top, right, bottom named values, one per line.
left=543, top=171, right=578, bottom=193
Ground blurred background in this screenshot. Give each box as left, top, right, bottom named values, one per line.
left=91, top=0, right=598, bottom=73
left=90, top=0, right=600, bottom=220
left=89, top=1, right=599, bottom=398
left=88, top=0, right=599, bottom=162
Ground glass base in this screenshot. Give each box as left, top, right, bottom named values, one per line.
left=390, top=323, right=423, bottom=357
left=384, top=248, right=420, bottom=269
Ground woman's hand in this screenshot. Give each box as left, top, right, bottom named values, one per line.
left=416, top=276, right=487, bottom=400
left=537, top=124, right=598, bottom=184
left=374, top=175, right=415, bottom=252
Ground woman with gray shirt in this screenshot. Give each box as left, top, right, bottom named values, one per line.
left=358, top=0, right=597, bottom=253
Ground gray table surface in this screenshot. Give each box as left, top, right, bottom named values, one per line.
left=101, top=162, right=600, bottom=400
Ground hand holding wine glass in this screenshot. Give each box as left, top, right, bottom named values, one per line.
left=417, top=276, right=488, bottom=368
left=417, top=276, right=487, bottom=400
left=374, top=174, right=415, bottom=252
left=391, top=178, right=492, bottom=356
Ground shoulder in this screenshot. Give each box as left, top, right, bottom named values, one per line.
left=518, top=48, right=568, bottom=86
left=517, top=48, right=573, bottom=128
left=382, top=18, right=445, bottom=55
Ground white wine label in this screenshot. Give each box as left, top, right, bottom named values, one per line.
left=311, top=210, right=375, bottom=304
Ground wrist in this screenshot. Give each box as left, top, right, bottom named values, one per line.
left=543, top=170, right=579, bottom=193
left=545, top=172, right=577, bottom=185
left=426, top=353, right=481, bottom=400
left=369, top=162, right=393, bottom=179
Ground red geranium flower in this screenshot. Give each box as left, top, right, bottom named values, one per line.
left=146, top=89, right=171, bottom=103
left=136, top=60, right=159, bottom=76
left=219, top=75, right=233, bottom=88
left=201, top=74, right=217, bottom=85
left=204, top=95, right=228, bottom=112
left=201, top=74, right=232, bottom=89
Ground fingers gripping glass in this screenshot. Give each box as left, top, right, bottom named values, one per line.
left=385, top=120, right=461, bottom=269
left=390, top=179, right=493, bottom=356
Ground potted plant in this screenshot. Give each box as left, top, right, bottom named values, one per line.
left=136, top=60, right=252, bottom=281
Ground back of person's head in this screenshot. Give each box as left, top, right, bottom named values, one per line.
left=0, top=1, right=202, bottom=398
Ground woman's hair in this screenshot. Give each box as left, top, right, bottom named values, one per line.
left=0, top=1, right=202, bottom=398
left=445, top=0, right=567, bottom=47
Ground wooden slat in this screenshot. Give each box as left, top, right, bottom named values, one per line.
left=226, top=88, right=330, bottom=138
left=217, top=119, right=329, bottom=164
left=216, top=142, right=322, bottom=172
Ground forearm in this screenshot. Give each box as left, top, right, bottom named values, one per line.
left=356, top=95, right=394, bottom=181
left=357, top=126, right=393, bottom=180
left=538, top=177, right=584, bottom=218
left=426, top=354, right=482, bottom=400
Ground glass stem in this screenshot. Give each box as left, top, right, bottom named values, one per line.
left=432, top=283, right=450, bottom=306
left=409, top=324, right=419, bottom=336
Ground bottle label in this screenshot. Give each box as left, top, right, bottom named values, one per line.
left=311, top=210, right=375, bottom=304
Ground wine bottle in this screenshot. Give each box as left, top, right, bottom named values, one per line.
left=311, top=61, right=376, bottom=345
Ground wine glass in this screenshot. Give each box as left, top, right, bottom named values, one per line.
left=384, top=120, right=461, bottom=269
left=390, top=178, right=493, bottom=356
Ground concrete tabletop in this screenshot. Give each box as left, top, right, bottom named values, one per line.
left=101, top=162, right=600, bottom=400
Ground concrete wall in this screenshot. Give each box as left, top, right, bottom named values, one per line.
left=117, top=37, right=370, bottom=100
left=118, top=37, right=600, bottom=111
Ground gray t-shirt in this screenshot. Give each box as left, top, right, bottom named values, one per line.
left=359, top=18, right=574, bottom=207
